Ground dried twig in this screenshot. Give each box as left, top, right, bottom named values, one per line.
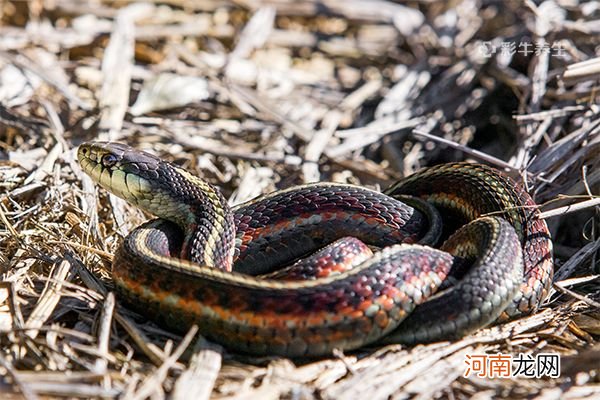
left=1, top=1, right=599, bottom=399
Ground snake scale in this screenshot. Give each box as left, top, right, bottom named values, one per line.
left=78, top=141, right=553, bottom=357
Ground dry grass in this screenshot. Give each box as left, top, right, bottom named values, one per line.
left=0, top=0, right=599, bottom=399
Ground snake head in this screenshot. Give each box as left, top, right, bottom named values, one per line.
left=78, top=141, right=235, bottom=269
left=77, top=141, right=161, bottom=205
left=77, top=141, right=200, bottom=227
left=77, top=142, right=232, bottom=256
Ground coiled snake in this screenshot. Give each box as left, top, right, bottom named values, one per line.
left=78, top=142, right=553, bottom=357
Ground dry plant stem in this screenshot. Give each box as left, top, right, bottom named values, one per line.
left=0, top=1, right=599, bottom=398
left=537, top=197, right=600, bottom=219
left=327, top=118, right=422, bottom=158
left=552, top=283, right=600, bottom=310
left=303, top=111, right=341, bottom=181
left=93, top=292, right=115, bottom=379
left=553, top=238, right=600, bottom=282
left=411, top=129, right=518, bottom=171
left=171, top=339, right=222, bottom=400
left=0, top=50, right=90, bottom=110
left=130, top=326, right=199, bottom=400
left=98, top=5, right=141, bottom=137
left=0, top=352, right=39, bottom=400
left=228, top=83, right=316, bottom=142
left=25, top=259, right=74, bottom=340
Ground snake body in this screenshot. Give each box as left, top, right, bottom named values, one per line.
left=78, top=142, right=553, bottom=357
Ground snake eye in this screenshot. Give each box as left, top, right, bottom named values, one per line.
left=101, top=154, right=118, bottom=168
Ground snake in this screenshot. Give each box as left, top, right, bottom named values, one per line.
left=77, top=141, right=553, bottom=357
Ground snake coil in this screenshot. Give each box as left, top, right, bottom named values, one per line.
left=78, top=142, right=553, bottom=357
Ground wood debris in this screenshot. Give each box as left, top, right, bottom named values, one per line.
left=0, top=1, right=599, bottom=399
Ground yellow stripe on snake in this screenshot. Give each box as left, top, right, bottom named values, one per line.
left=78, top=142, right=553, bottom=357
